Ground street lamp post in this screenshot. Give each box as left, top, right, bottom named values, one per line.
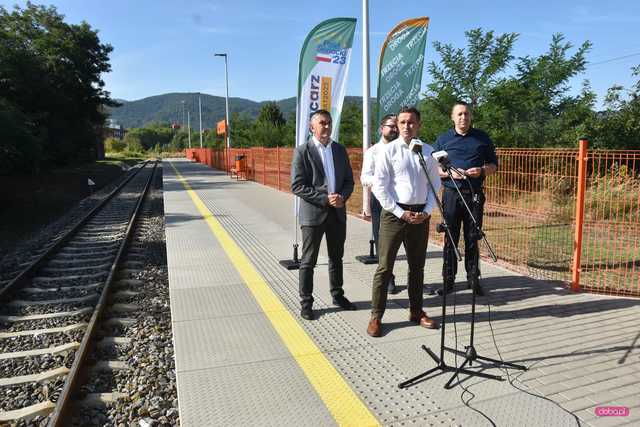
left=187, top=110, right=191, bottom=148
left=182, top=100, right=186, bottom=130
left=214, top=53, right=231, bottom=150
left=198, top=94, right=203, bottom=148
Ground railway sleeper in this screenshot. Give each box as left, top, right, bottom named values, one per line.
left=9, top=293, right=98, bottom=306
left=20, top=282, right=102, bottom=294
left=33, top=272, right=107, bottom=284
left=42, top=263, right=113, bottom=274
left=0, top=308, right=92, bottom=323
left=0, top=400, right=56, bottom=423
left=0, top=342, right=80, bottom=360
left=0, top=322, right=87, bottom=338
left=0, top=365, right=69, bottom=386
left=75, top=392, right=128, bottom=408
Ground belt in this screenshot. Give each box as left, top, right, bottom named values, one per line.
left=445, top=187, right=483, bottom=194
left=396, top=202, right=425, bottom=212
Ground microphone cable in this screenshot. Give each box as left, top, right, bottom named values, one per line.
left=484, top=286, right=583, bottom=426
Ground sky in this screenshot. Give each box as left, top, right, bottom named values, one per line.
left=3, top=0, right=640, bottom=107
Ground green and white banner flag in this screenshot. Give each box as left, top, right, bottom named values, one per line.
left=376, top=17, right=429, bottom=125
left=296, top=18, right=357, bottom=146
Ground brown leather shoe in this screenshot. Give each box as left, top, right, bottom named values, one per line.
left=409, top=311, right=439, bottom=329
left=367, top=318, right=382, bottom=337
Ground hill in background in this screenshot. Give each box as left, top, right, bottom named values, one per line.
left=107, top=93, right=367, bottom=129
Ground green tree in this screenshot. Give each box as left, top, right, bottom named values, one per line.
left=481, top=34, right=593, bottom=147
left=0, top=3, right=116, bottom=169
left=420, top=28, right=517, bottom=142
left=0, top=97, right=45, bottom=173
left=428, top=28, right=518, bottom=109
left=337, top=102, right=362, bottom=148
left=229, top=112, right=254, bottom=147
left=257, top=101, right=286, bottom=127
left=589, top=65, right=640, bottom=149
left=250, top=102, right=287, bottom=146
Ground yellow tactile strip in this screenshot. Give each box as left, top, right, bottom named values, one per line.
left=169, top=161, right=379, bottom=427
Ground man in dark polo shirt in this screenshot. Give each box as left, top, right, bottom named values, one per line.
left=434, top=101, right=498, bottom=296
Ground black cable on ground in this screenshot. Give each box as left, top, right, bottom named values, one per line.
left=449, top=279, right=497, bottom=426
left=485, top=292, right=583, bottom=426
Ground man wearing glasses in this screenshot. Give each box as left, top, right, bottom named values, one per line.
left=360, top=114, right=400, bottom=294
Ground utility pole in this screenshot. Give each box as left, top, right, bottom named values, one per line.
left=362, top=0, right=371, bottom=213
left=214, top=53, right=231, bottom=150
left=187, top=110, right=191, bottom=148
left=182, top=100, right=185, bottom=128
left=198, top=94, right=203, bottom=148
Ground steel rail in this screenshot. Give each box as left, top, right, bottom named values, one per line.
left=48, top=160, right=158, bottom=426
left=0, top=160, right=150, bottom=302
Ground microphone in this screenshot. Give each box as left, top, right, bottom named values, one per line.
left=432, top=150, right=453, bottom=169
left=432, top=150, right=448, bottom=162
left=409, top=139, right=423, bottom=154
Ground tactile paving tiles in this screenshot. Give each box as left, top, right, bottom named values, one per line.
left=168, top=160, right=640, bottom=427
left=172, top=303, right=294, bottom=373
left=170, top=284, right=264, bottom=322
left=377, top=337, right=580, bottom=426
left=194, top=188, right=449, bottom=425
left=164, top=167, right=247, bottom=293
left=177, top=358, right=336, bottom=427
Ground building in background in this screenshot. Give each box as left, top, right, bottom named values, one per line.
left=104, top=118, right=126, bottom=140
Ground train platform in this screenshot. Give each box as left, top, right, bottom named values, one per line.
left=163, top=158, right=639, bottom=426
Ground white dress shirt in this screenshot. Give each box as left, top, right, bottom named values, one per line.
left=372, top=137, right=441, bottom=218
left=312, top=136, right=335, bottom=193
left=360, top=137, right=387, bottom=188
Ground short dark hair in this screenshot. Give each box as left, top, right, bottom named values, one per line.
left=452, top=100, right=470, bottom=111
left=380, top=114, right=397, bottom=125
left=309, top=109, right=332, bottom=121
left=398, top=106, right=421, bottom=121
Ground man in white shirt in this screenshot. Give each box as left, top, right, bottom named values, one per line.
left=361, top=114, right=399, bottom=294
left=291, top=110, right=356, bottom=320
left=367, top=106, right=441, bottom=337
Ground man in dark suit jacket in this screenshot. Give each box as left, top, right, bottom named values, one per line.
left=291, top=109, right=356, bottom=320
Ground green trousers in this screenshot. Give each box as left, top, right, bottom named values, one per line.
left=371, top=210, right=429, bottom=320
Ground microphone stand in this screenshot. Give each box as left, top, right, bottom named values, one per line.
left=438, top=160, right=526, bottom=389
left=399, top=147, right=497, bottom=389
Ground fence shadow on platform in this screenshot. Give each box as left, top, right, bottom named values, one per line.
left=417, top=275, right=639, bottom=325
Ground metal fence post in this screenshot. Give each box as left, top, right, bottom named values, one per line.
left=571, top=139, right=588, bottom=291
left=276, top=146, right=281, bottom=190
left=262, top=147, right=267, bottom=185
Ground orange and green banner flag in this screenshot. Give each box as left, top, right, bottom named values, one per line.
left=376, top=17, right=429, bottom=125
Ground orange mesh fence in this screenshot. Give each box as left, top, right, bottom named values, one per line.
left=581, top=150, right=640, bottom=295
left=197, top=145, right=639, bottom=296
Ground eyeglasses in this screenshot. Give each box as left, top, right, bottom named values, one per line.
left=382, top=124, right=398, bottom=129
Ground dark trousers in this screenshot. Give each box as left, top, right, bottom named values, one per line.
left=299, top=209, right=346, bottom=309
left=371, top=210, right=428, bottom=319
left=370, top=192, right=382, bottom=254
left=442, top=187, right=485, bottom=282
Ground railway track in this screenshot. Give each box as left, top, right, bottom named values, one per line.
left=0, top=160, right=158, bottom=426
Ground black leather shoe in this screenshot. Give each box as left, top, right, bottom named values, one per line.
left=437, top=283, right=455, bottom=296
left=300, top=307, right=315, bottom=320
left=468, top=278, right=485, bottom=297
left=332, top=296, right=357, bottom=311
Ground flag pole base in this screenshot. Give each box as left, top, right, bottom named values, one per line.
left=279, top=244, right=301, bottom=270
left=356, top=240, right=378, bottom=264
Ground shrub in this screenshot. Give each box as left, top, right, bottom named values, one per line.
left=586, top=164, right=640, bottom=221
left=105, top=137, right=126, bottom=152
